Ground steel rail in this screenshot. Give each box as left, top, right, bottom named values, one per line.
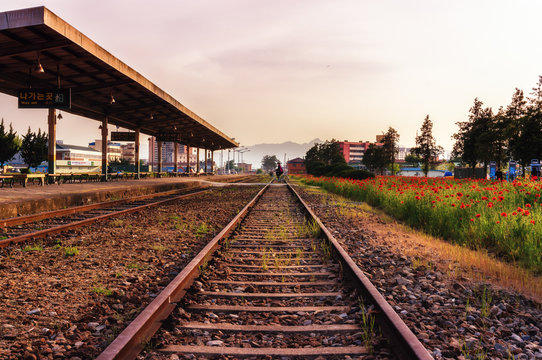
left=0, top=188, right=206, bottom=228
left=96, top=183, right=271, bottom=360
left=287, top=182, right=433, bottom=360
left=0, top=189, right=211, bottom=249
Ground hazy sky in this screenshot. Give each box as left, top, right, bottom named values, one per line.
left=1, top=0, right=542, bottom=159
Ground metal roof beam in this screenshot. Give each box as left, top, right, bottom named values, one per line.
left=0, top=39, right=73, bottom=59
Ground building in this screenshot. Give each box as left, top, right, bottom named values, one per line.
left=397, top=147, right=412, bottom=163
left=6, top=141, right=101, bottom=173
left=337, top=140, right=371, bottom=164
left=88, top=140, right=121, bottom=162
left=120, top=143, right=136, bottom=164
left=287, top=158, right=306, bottom=175
left=237, top=162, right=252, bottom=173
left=56, top=143, right=101, bottom=173
left=147, top=137, right=205, bottom=172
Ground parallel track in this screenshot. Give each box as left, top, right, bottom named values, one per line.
left=0, top=187, right=210, bottom=248
left=98, top=183, right=433, bottom=359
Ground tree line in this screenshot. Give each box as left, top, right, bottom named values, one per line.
left=452, top=76, right=542, bottom=173
left=0, top=119, right=48, bottom=172
left=302, top=115, right=444, bottom=179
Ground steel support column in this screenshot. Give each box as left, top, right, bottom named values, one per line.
left=101, top=116, right=108, bottom=181
left=157, top=141, right=162, bottom=173
left=47, top=108, right=56, bottom=175
left=186, top=145, right=190, bottom=174
left=196, top=147, right=200, bottom=174
left=174, top=142, right=178, bottom=174
left=135, top=128, right=140, bottom=179
left=211, top=151, right=214, bottom=174
left=204, top=149, right=208, bottom=173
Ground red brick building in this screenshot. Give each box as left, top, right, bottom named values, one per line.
left=287, top=158, right=306, bottom=175
left=337, top=140, right=371, bottom=163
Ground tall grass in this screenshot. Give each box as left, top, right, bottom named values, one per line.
left=296, top=175, right=542, bottom=273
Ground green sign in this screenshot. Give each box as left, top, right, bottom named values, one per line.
left=18, top=88, right=71, bottom=109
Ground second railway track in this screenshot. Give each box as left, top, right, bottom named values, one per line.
left=98, top=183, right=433, bottom=359
left=0, top=187, right=211, bottom=248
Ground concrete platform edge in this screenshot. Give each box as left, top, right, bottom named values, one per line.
left=0, top=180, right=206, bottom=219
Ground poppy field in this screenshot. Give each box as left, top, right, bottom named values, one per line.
left=296, top=175, right=542, bottom=274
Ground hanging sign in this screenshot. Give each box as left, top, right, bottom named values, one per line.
left=111, top=131, right=136, bottom=142
left=156, top=133, right=181, bottom=142
left=18, top=88, right=71, bottom=109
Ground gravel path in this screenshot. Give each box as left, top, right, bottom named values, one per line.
left=0, top=186, right=262, bottom=360
left=293, top=184, right=542, bottom=360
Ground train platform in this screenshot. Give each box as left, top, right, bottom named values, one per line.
left=0, top=176, right=226, bottom=219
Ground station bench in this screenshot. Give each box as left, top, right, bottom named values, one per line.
left=0, top=175, right=14, bottom=188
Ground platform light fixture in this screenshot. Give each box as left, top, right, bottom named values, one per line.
left=109, top=91, right=115, bottom=104
left=149, top=114, right=154, bottom=120
left=34, top=53, right=45, bottom=74
left=57, top=111, right=63, bottom=120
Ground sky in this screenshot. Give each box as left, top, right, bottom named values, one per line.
left=1, top=0, right=542, bottom=160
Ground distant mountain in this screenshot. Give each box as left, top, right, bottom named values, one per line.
left=241, top=139, right=321, bottom=169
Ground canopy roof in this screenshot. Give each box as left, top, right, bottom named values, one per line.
left=0, top=6, right=238, bottom=150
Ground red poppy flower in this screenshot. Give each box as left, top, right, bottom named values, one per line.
left=476, top=214, right=481, bottom=218
left=501, top=212, right=507, bottom=217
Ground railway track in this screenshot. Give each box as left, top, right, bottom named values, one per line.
left=98, top=183, right=432, bottom=359
left=0, top=187, right=211, bottom=248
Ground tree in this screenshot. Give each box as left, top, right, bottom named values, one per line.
left=404, top=153, right=421, bottom=166
left=362, top=143, right=386, bottom=173
left=110, top=158, right=130, bottom=165
left=225, top=160, right=235, bottom=171
left=452, top=98, right=492, bottom=170
left=261, top=155, right=279, bottom=171
left=381, top=127, right=400, bottom=175
left=411, top=115, right=444, bottom=176
left=0, top=118, right=21, bottom=168
left=511, top=76, right=542, bottom=172
left=504, top=88, right=527, bottom=166
left=20, top=127, right=48, bottom=170
left=304, top=139, right=347, bottom=175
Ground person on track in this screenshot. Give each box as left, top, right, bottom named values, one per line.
left=275, top=161, right=284, bottom=181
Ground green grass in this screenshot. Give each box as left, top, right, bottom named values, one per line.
left=126, top=262, right=145, bottom=270
left=110, top=219, right=124, bottom=227
left=63, top=246, right=79, bottom=257
left=23, top=244, right=43, bottom=252
left=195, top=222, right=212, bottom=238
left=92, top=286, right=113, bottom=296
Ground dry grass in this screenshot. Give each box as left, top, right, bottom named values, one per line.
left=384, top=218, right=542, bottom=302
left=303, top=184, right=542, bottom=303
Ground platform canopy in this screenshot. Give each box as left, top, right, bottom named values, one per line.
left=0, top=6, right=238, bottom=150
